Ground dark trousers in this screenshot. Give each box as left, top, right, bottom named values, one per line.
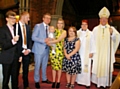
left=18, top=54, right=30, bottom=88
left=2, top=58, right=18, bottom=89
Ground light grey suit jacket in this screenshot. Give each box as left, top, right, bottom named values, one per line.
left=32, top=22, right=49, bottom=54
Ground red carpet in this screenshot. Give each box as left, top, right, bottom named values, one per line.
left=18, top=65, right=110, bottom=89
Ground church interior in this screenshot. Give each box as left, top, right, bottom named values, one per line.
left=0, top=0, right=120, bottom=89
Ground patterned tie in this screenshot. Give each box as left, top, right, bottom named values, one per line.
left=22, top=25, right=27, bottom=45
left=46, top=26, right=48, bottom=38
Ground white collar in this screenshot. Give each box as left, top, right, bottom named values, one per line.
left=19, top=21, right=25, bottom=26
left=43, top=22, right=48, bottom=27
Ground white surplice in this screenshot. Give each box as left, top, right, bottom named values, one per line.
left=0, top=64, right=11, bottom=89
left=91, top=24, right=120, bottom=88
left=76, top=29, right=95, bottom=86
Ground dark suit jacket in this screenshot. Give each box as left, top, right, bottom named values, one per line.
left=15, top=23, right=32, bottom=57
left=0, top=25, right=17, bottom=64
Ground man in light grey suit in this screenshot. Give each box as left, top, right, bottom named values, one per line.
left=32, top=13, right=52, bottom=89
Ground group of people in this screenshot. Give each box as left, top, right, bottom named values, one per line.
left=0, top=11, right=32, bottom=89
left=0, top=6, right=119, bottom=89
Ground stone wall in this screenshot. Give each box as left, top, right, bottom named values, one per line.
left=30, top=0, right=57, bottom=29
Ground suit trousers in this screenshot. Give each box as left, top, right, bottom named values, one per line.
left=18, top=54, right=30, bottom=88
left=34, top=47, right=49, bottom=82
left=2, top=58, right=18, bottom=89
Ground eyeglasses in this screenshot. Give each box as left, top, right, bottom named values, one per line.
left=57, top=23, right=63, bottom=24
left=44, top=17, right=51, bottom=19
left=8, top=16, right=16, bottom=20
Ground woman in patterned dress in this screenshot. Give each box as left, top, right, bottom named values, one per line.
left=47, top=18, right=66, bottom=88
left=62, top=26, right=81, bottom=89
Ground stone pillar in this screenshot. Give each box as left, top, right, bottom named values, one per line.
left=26, top=0, right=29, bottom=12
left=22, top=0, right=25, bottom=12
left=50, top=15, right=62, bottom=27
left=19, top=0, right=30, bottom=13
left=19, top=0, right=22, bottom=14
left=55, top=0, right=64, bottom=15
left=50, top=0, right=64, bottom=27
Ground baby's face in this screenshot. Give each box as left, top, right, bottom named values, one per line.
left=49, top=27, right=55, bottom=33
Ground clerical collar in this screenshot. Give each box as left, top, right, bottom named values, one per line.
left=82, top=29, right=87, bottom=31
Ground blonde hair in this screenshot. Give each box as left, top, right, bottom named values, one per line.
left=19, top=11, right=29, bottom=19
left=49, top=25, right=55, bottom=29
left=57, top=18, right=65, bottom=28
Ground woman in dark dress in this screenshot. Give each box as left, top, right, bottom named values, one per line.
left=62, top=26, right=81, bottom=89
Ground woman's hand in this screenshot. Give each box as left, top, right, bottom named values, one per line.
left=46, top=41, right=51, bottom=46
left=66, top=54, right=71, bottom=60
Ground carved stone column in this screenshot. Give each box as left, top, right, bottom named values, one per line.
left=50, top=15, right=62, bottom=27
left=50, top=0, right=64, bottom=27
left=26, top=0, right=29, bottom=12
left=19, top=0, right=30, bottom=13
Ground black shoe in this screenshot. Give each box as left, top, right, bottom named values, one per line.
left=86, top=86, right=90, bottom=89
left=100, top=86, right=106, bottom=89
left=42, top=79, right=52, bottom=84
left=56, top=82, right=60, bottom=88
left=52, top=82, right=56, bottom=88
left=77, top=84, right=82, bottom=86
left=24, top=87, right=31, bottom=89
left=35, top=82, right=40, bottom=88
left=95, top=84, right=97, bottom=87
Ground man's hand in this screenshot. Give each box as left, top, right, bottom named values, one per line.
left=23, top=49, right=30, bottom=55
left=45, top=38, right=52, bottom=46
left=13, top=35, right=19, bottom=42
left=109, top=27, right=113, bottom=35
left=45, top=38, right=50, bottom=43
left=89, top=53, right=93, bottom=58
left=19, top=56, right=22, bottom=62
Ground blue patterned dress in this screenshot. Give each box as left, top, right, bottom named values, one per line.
left=62, top=38, right=81, bottom=75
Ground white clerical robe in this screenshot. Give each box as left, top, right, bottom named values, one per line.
left=91, top=24, right=120, bottom=88
left=76, top=29, right=95, bottom=86
left=0, top=64, right=11, bottom=89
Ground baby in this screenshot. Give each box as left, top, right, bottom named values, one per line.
left=48, top=26, right=56, bottom=54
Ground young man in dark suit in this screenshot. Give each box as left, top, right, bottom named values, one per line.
left=0, top=10, right=19, bottom=89
left=16, top=11, right=32, bottom=89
